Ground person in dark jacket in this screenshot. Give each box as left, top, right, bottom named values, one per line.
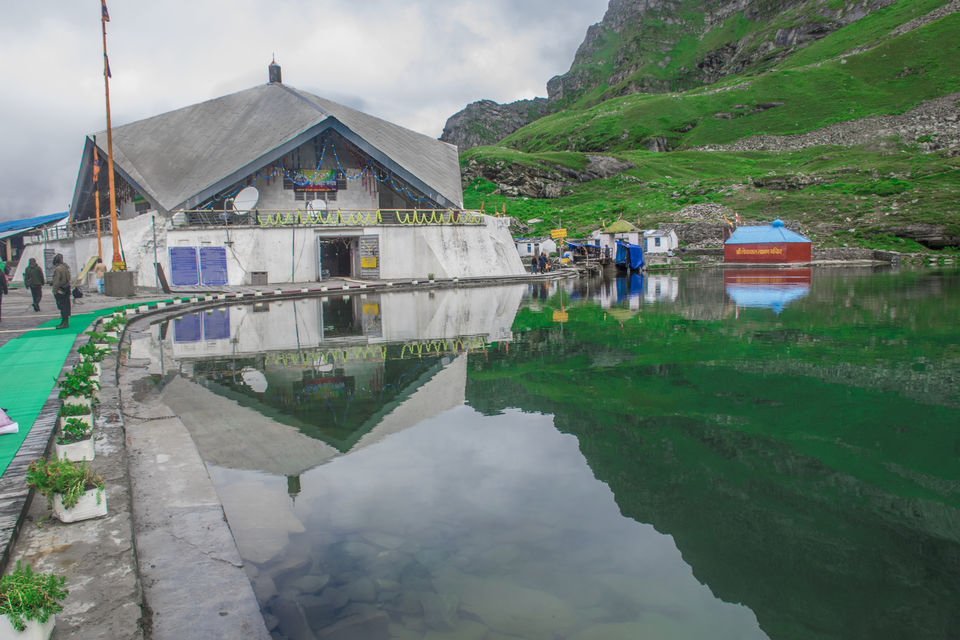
left=538, top=251, right=548, bottom=273
left=51, top=254, right=72, bottom=329
left=23, top=257, right=44, bottom=312
left=0, top=268, right=8, bottom=322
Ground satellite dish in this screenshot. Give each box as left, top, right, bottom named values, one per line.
left=240, top=367, right=268, bottom=393
left=233, top=186, right=260, bottom=211
left=308, top=199, right=327, bottom=211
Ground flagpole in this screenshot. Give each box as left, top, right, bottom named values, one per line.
left=101, top=1, right=124, bottom=270
left=93, top=149, right=102, bottom=260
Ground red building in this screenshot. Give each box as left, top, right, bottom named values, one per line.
left=724, top=219, right=812, bottom=263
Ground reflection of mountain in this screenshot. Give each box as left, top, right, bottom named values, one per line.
left=467, top=291, right=960, bottom=639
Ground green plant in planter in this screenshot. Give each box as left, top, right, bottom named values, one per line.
left=56, top=370, right=99, bottom=400
left=77, top=341, right=108, bottom=363
left=57, top=403, right=91, bottom=419
left=56, top=418, right=92, bottom=445
left=104, top=315, right=128, bottom=330
left=26, top=458, right=104, bottom=509
left=84, top=330, right=117, bottom=344
left=0, top=562, right=67, bottom=632
left=72, top=359, right=97, bottom=379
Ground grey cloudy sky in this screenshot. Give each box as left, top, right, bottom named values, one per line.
left=0, top=0, right=609, bottom=222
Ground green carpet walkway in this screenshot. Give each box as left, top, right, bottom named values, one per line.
left=0, top=310, right=115, bottom=475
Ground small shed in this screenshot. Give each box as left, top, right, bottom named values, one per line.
left=724, top=219, right=811, bottom=263
left=643, top=229, right=679, bottom=254
left=592, top=220, right=641, bottom=257
left=515, top=237, right=557, bottom=258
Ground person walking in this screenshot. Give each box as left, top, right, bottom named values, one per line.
left=51, top=254, right=72, bottom=329
left=0, top=268, right=8, bottom=323
left=93, top=258, right=107, bottom=294
left=23, top=257, right=44, bottom=312
left=538, top=251, right=548, bottom=274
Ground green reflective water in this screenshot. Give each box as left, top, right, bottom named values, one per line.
left=173, top=267, right=960, bottom=640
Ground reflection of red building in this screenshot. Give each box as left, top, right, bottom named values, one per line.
left=724, top=219, right=812, bottom=263
left=724, top=269, right=812, bottom=288
left=724, top=268, right=812, bottom=313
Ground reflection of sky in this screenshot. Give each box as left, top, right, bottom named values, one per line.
left=726, top=285, right=810, bottom=313
left=216, top=404, right=768, bottom=638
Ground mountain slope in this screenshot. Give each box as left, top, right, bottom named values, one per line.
left=448, top=0, right=960, bottom=250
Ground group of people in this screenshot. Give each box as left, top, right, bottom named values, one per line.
left=530, top=251, right=550, bottom=274
left=0, top=255, right=108, bottom=329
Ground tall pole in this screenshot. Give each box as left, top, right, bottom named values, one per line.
left=93, top=148, right=103, bottom=260
left=101, top=1, right=123, bottom=270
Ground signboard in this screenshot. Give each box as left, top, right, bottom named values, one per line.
left=199, top=246, right=228, bottom=286
left=291, top=169, right=338, bottom=193
left=551, top=228, right=567, bottom=239
left=552, top=311, right=569, bottom=323
left=169, top=247, right=199, bottom=286
left=361, top=256, right=378, bottom=268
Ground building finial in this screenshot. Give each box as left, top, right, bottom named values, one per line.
left=269, top=57, right=282, bottom=84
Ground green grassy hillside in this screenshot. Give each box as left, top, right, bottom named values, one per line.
left=462, top=2, right=960, bottom=250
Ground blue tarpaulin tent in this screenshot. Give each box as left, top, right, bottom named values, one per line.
left=615, top=241, right=644, bottom=271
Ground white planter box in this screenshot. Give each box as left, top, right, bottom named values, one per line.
left=57, top=414, right=93, bottom=431
left=61, top=396, right=91, bottom=409
left=52, top=489, right=107, bottom=523
left=0, top=613, right=55, bottom=640
left=54, top=438, right=95, bottom=462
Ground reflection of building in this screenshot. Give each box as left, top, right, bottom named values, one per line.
left=644, top=274, right=679, bottom=302
left=132, top=287, right=524, bottom=456
left=724, top=269, right=811, bottom=313
left=15, top=63, right=523, bottom=287
left=165, top=286, right=523, bottom=361
left=724, top=219, right=812, bottom=263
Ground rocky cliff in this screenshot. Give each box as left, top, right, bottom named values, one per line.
left=440, top=99, right=550, bottom=151
left=441, top=0, right=898, bottom=150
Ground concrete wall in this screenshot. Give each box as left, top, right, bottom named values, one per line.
left=17, top=212, right=525, bottom=289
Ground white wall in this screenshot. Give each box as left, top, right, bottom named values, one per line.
left=379, top=216, right=524, bottom=280
left=643, top=230, right=679, bottom=254
left=18, top=212, right=525, bottom=288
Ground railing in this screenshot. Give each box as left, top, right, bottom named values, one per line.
left=172, top=208, right=486, bottom=228
left=24, top=219, right=112, bottom=245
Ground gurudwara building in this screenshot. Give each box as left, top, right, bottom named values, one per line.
left=17, top=63, right=523, bottom=289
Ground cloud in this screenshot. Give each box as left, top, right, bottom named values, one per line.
left=0, top=0, right=608, bottom=221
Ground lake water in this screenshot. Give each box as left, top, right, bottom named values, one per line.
left=147, top=267, right=960, bottom=640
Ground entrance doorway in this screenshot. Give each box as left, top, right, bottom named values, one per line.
left=318, top=237, right=355, bottom=280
